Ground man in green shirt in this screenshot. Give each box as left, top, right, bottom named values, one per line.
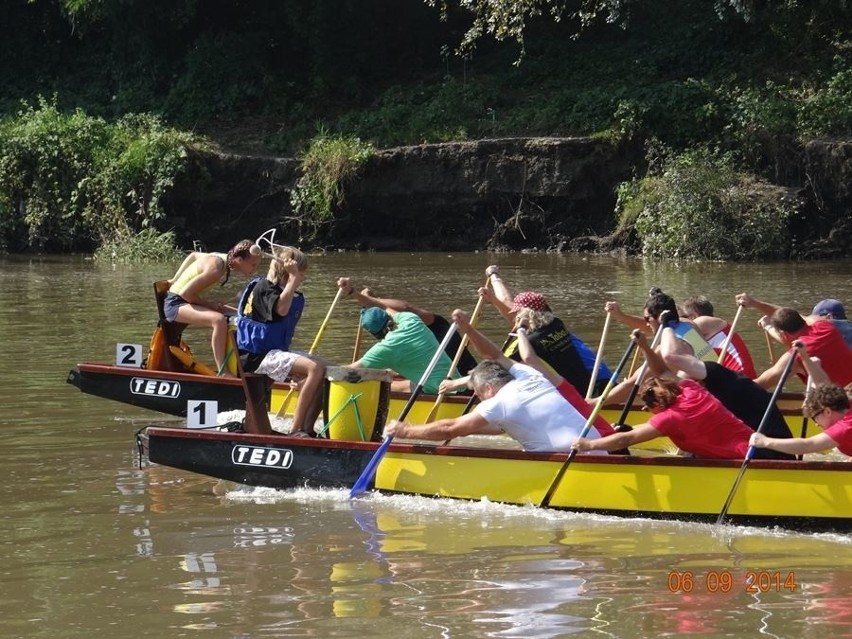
left=339, top=277, right=458, bottom=394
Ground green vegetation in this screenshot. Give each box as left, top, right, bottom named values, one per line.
left=289, top=132, right=375, bottom=243
left=616, top=147, right=792, bottom=261
left=0, top=0, right=850, bottom=258
left=0, top=98, right=200, bottom=255
left=94, top=228, right=183, bottom=264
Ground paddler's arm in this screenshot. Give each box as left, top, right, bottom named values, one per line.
left=792, top=340, right=830, bottom=387
left=605, top=300, right=649, bottom=333
left=735, top=292, right=780, bottom=318
left=339, top=277, right=436, bottom=325
left=484, top=265, right=515, bottom=324
left=572, top=423, right=662, bottom=453
left=274, top=260, right=305, bottom=316
left=385, top=412, right=502, bottom=441
left=515, top=325, right=563, bottom=387
left=749, top=430, right=838, bottom=456
left=451, top=308, right=513, bottom=369
left=631, top=328, right=670, bottom=376
left=753, top=350, right=803, bottom=390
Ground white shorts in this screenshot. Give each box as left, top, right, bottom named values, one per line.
left=254, top=350, right=302, bottom=382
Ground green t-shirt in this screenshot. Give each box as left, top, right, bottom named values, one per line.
left=359, top=311, right=455, bottom=394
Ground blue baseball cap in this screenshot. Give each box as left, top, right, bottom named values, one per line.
left=811, top=299, right=846, bottom=320
left=360, top=307, right=390, bottom=335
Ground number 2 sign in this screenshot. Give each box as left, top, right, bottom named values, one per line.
left=116, top=343, right=143, bottom=368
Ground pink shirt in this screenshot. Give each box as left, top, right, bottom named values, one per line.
left=824, top=412, right=852, bottom=457
left=649, top=379, right=753, bottom=459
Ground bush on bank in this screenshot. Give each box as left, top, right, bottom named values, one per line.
left=288, top=131, right=375, bottom=243
left=0, top=97, right=198, bottom=257
left=616, top=146, right=793, bottom=261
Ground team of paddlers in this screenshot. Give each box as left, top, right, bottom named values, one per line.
left=157, top=237, right=852, bottom=460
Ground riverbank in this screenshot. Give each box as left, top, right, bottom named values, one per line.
left=164, top=135, right=851, bottom=258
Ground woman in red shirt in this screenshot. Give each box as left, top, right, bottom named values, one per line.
left=573, top=376, right=785, bottom=459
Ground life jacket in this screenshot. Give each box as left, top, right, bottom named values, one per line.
left=508, top=317, right=592, bottom=392
left=673, top=321, right=716, bottom=361
left=236, top=277, right=305, bottom=354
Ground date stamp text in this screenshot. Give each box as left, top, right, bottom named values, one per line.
left=667, top=570, right=797, bottom=593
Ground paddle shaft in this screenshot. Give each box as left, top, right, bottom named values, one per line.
left=715, top=350, right=799, bottom=525
left=309, top=287, right=345, bottom=355
left=613, top=318, right=668, bottom=430
left=716, top=304, right=744, bottom=365
left=586, top=312, right=612, bottom=399
left=350, top=323, right=459, bottom=497
left=764, top=330, right=776, bottom=365
left=425, top=277, right=491, bottom=422
left=352, top=323, right=363, bottom=363
left=796, top=376, right=815, bottom=460
left=538, top=338, right=638, bottom=508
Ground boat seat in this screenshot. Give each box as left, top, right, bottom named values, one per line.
left=241, top=373, right=273, bottom=435
left=147, top=280, right=189, bottom=372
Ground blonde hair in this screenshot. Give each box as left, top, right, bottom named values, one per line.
left=514, top=307, right=555, bottom=331
left=268, top=245, right=308, bottom=285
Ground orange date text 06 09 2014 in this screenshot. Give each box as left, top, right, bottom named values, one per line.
left=667, top=570, right=797, bottom=594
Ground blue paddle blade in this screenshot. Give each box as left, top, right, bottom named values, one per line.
left=350, top=436, right=393, bottom=497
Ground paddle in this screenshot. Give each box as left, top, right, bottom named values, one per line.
left=539, top=336, right=638, bottom=508
left=586, top=312, right=612, bottom=400
left=796, top=376, right=815, bottom=460
left=715, top=304, right=744, bottom=365
left=275, top=286, right=344, bottom=418
left=424, top=277, right=491, bottom=423
left=349, top=322, right=459, bottom=498
left=715, top=350, right=799, bottom=525
left=763, top=329, right=776, bottom=366
left=613, top=312, right=669, bottom=431
left=352, top=322, right=364, bottom=363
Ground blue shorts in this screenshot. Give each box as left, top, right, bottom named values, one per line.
left=163, top=292, right=187, bottom=323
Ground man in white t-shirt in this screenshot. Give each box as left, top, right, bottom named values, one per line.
left=384, top=311, right=605, bottom=452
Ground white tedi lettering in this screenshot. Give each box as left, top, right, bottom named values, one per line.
left=130, top=378, right=180, bottom=398
left=232, top=446, right=294, bottom=469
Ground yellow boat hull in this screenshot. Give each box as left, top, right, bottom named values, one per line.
left=376, top=449, right=851, bottom=524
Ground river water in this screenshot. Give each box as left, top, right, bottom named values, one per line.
left=2, top=252, right=851, bottom=638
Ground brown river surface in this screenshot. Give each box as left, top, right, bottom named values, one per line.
left=2, top=252, right=851, bottom=638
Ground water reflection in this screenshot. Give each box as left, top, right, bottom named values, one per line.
left=4, top=254, right=852, bottom=638
left=117, top=472, right=850, bottom=638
